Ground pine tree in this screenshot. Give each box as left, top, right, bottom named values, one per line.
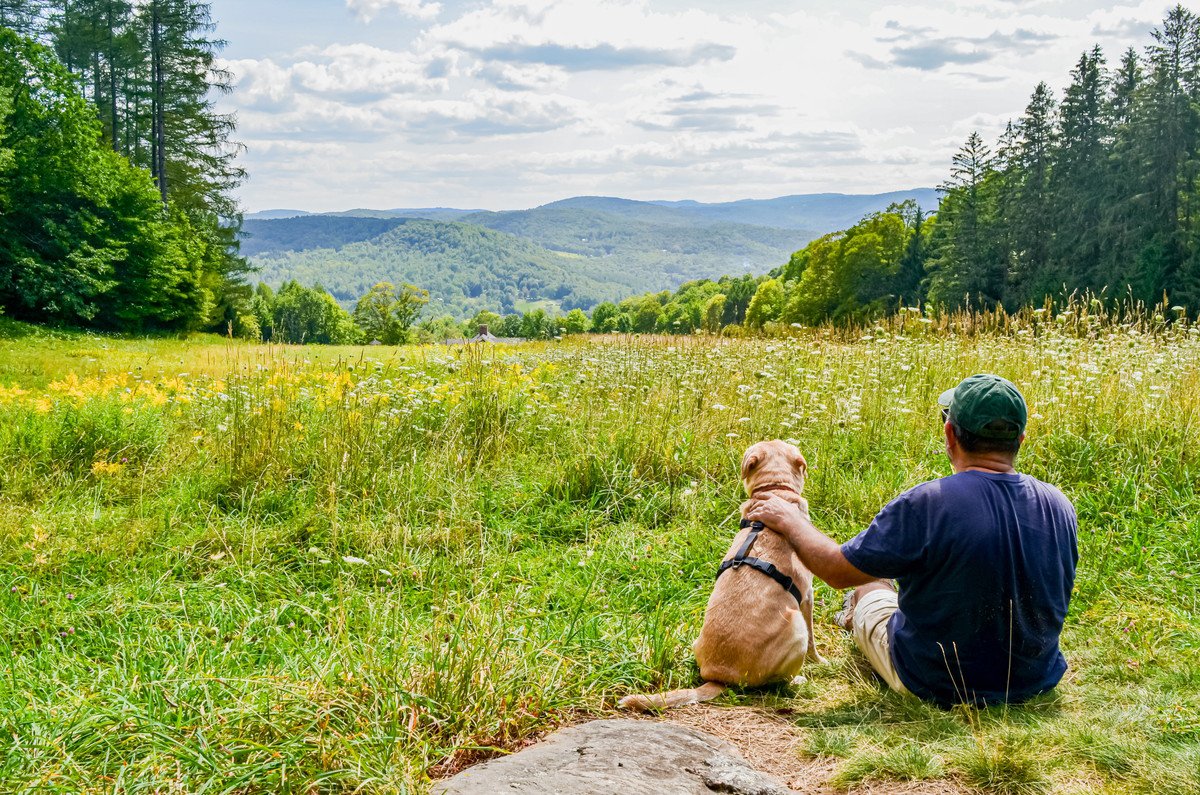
left=0, top=0, right=42, bottom=35
left=1099, top=47, right=1145, bottom=292
left=928, top=132, right=1002, bottom=307
left=0, top=29, right=206, bottom=327
left=1132, top=5, right=1200, bottom=301
left=139, top=0, right=242, bottom=213
left=1051, top=48, right=1110, bottom=293
left=1009, top=83, right=1057, bottom=303
left=893, top=202, right=928, bottom=305
left=50, top=0, right=136, bottom=152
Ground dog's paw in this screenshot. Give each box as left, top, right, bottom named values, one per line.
left=790, top=675, right=807, bottom=686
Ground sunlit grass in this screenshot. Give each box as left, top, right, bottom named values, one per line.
left=0, top=307, right=1198, bottom=792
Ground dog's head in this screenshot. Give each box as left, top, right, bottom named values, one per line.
left=741, top=439, right=807, bottom=497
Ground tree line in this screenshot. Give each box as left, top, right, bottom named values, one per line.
left=0, top=1, right=247, bottom=331
left=928, top=5, right=1200, bottom=311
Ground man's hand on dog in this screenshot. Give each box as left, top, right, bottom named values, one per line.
left=742, top=493, right=809, bottom=529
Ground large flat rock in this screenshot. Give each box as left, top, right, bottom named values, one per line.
left=433, top=719, right=790, bottom=795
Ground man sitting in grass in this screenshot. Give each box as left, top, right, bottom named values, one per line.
left=744, top=374, right=1078, bottom=707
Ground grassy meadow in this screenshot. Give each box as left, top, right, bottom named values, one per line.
left=1, top=309, right=1198, bottom=794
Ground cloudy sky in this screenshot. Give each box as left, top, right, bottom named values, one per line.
left=211, top=0, right=1178, bottom=212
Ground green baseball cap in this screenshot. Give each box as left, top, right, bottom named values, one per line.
left=938, top=374, right=1028, bottom=440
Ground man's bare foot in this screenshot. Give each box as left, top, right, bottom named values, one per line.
left=835, top=580, right=895, bottom=632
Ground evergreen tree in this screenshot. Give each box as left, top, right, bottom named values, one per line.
left=1051, top=47, right=1109, bottom=293
left=139, top=0, right=241, bottom=213
left=1100, top=47, right=1144, bottom=291
left=1133, top=5, right=1200, bottom=300
left=928, top=132, right=1001, bottom=307
left=894, top=202, right=928, bottom=305
left=1010, top=82, right=1057, bottom=302
left=0, top=0, right=42, bottom=35
left=49, top=0, right=136, bottom=152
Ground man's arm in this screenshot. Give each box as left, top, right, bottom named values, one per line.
left=742, top=495, right=876, bottom=590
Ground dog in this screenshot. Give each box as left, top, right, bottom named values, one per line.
left=619, top=439, right=822, bottom=711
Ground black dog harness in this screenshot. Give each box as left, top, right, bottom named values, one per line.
left=715, top=519, right=808, bottom=608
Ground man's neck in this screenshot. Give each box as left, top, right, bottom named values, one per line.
left=953, top=455, right=1018, bottom=475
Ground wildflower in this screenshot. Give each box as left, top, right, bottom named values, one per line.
left=90, top=461, right=124, bottom=477
left=342, top=556, right=368, bottom=565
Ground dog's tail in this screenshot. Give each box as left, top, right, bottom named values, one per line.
left=617, top=681, right=726, bottom=712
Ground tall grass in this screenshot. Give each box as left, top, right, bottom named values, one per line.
left=0, top=307, right=1197, bottom=792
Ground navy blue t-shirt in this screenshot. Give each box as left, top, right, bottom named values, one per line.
left=841, top=471, right=1078, bottom=707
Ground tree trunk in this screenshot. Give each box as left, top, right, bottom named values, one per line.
left=150, top=0, right=166, bottom=204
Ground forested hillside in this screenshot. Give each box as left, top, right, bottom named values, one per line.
left=242, top=191, right=940, bottom=318
left=460, top=205, right=803, bottom=269
left=0, top=2, right=247, bottom=332
left=252, top=219, right=639, bottom=317
left=241, top=217, right=408, bottom=257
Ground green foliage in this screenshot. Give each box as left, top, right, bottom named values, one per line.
left=241, top=200, right=820, bottom=321
left=352, top=281, right=428, bottom=345
left=745, top=277, right=784, bottom=328
left=0, top=30, right=209, bottom=329
left=561, top=308, right=590, bottom=335
left=416, top=314, right=463, bottom=343
left=702, top=293, right=725, bottom=333
left=590, top=301, right=620, bottom=333
left=460, top=204, right=807, bottom=285
left=785, top=205, right=917, bottom=324
left=241, top=216, right=408, bottom=257
left=270, top=281, right=359, bottom=345
left=0, top=2, right=244, bottom=336
left=0, top=1, right=39, bottom=35
left=927, top=6, right=1200, bottom=310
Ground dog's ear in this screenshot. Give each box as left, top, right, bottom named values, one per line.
left=793, top=450, right=808, bottom=477
left=741, top=448, right=762, bottom=481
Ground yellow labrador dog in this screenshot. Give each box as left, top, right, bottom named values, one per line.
left=620, top=440, right=821, bottom=711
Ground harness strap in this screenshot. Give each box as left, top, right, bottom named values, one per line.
left=715, top=519, right=808, bottom=609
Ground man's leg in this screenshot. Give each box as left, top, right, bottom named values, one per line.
left=842, top=580, right=911, bottom=694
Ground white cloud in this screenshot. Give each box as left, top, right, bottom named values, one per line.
left=213, top=0, right=1168, bottom=211
left=422, top=0, right=738, bottom=67
left=346, top=0, right=441, bottom=22
left=289, top=44, right=442, bottom=97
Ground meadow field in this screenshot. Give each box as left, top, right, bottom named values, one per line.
left=1, top=309, right=1198, bottom=794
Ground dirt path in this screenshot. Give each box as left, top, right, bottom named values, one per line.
left=654, top=706, right=971, bottom=794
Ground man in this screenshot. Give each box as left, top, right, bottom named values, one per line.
left=743, top=374, right=1078, bottom=707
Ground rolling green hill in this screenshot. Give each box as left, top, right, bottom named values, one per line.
left=250, top=218, right=645, bottom=317
left=243, top=190, right=938, bottom=317
left=458, top=205, right=804, bottom=268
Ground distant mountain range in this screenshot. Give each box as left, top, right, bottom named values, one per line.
left=241, top=190, right=938, bottom=317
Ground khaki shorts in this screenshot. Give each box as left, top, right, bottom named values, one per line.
left=852, top=588, right=911, bottom=694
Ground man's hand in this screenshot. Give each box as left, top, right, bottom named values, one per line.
left=741, top=493, right=809, bottom=529
left=741, top=493, right=874, bottom=591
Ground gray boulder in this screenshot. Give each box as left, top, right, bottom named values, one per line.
left=434, top=719, right=791, bottom=795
